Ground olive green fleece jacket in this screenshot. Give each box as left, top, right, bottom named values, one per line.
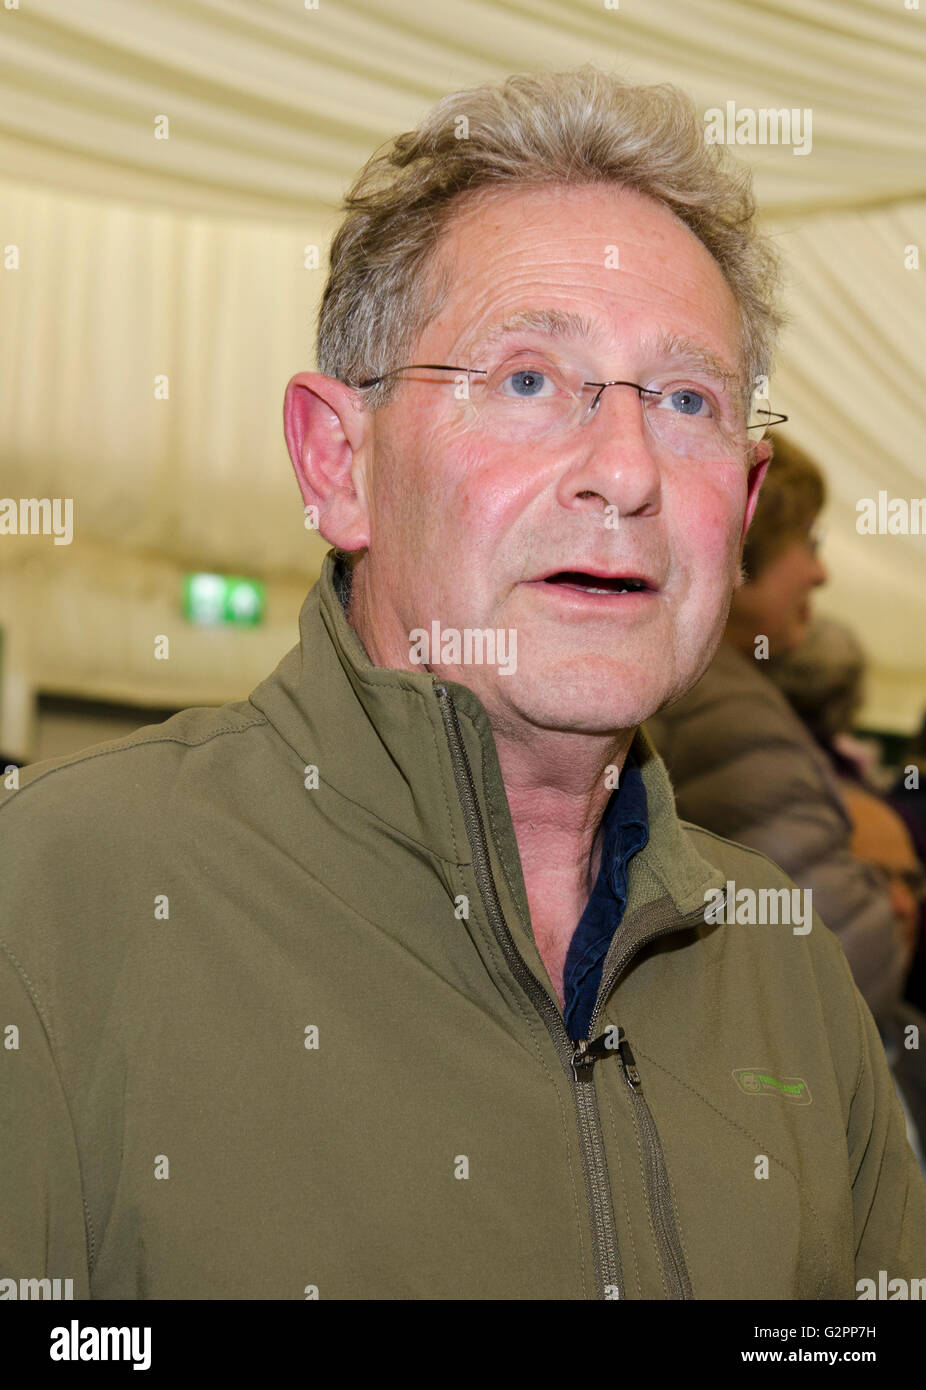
left=2, top=549, right=925, bottom=1300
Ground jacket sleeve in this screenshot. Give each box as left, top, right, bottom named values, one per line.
left=848, top=968, right=926, bottom=1282
left=647, top=693, right=909, bottom=1023
left=0, top=947, right=92, bottom=1296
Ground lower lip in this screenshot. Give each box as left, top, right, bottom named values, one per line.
left=525, top=580, right=657, bottom=610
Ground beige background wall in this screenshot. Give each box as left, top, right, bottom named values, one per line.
left=2, top=0, right=925, bottom=760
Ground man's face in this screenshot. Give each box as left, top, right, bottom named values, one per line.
left=353, top=182, right=768, bottom=735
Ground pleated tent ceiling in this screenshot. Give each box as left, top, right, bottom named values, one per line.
left=1, top=0, right=924, bottom=755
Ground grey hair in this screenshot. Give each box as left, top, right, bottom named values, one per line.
left=317, top=67, right=785, bottom=408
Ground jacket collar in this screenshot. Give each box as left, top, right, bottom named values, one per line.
left=249, top=548, right=724, bottom=918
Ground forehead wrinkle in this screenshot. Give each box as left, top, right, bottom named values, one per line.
left=462, top=313, right=736, bottom=376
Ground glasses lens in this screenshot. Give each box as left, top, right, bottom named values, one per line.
left=464, top=355, right=753, bottom=460
left=469, top=355, right=581, bottom=441
left=642, top=388, right=746, bottom=460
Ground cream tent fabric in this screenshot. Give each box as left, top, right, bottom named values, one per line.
left=1, top=0, right=925, bottom=758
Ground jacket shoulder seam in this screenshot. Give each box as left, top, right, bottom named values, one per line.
left=0, top=717, right=269, bottom=816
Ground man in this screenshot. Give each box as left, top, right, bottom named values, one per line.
left=3, top=69, right=925, bottom=1301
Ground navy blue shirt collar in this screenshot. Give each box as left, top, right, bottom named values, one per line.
left=562, top=751, right=649, bottom=1042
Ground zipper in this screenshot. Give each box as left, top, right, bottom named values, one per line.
left=434, top=681, right=622, bottom=1298
left=433, top=679, right=711, bottom=1300
left=612, top=1022, right=693, bottom=1299
left=585, top=898, right=722, bottom=1301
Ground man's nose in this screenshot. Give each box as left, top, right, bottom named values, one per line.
left=557, top=386, right=662, bottom=519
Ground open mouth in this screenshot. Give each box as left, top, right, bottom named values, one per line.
left=542, top=571, right=651, bottom=596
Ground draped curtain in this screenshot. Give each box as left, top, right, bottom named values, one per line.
left=1, top=0, right=924, bottom=754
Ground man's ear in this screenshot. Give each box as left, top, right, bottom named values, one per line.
left=283, top=372, right=372, bottom=550
left=740, top=438, right=772, bottom=547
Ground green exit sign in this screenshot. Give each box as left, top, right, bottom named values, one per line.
left=182, top=573, right=265, bottom=627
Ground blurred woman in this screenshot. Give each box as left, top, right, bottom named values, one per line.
left=646, top=436, right=911, bottom=1024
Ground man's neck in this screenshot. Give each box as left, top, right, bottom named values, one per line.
left=493, top=726, right=631, bottom=898
left=488, top=721, right=635, bottom=1003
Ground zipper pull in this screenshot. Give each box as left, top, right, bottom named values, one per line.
left=571, top=1028, right=621, bottom=1082
left=571, top=1028, right=643, bottom=1090
left=617, top=1030, right=642, bottom=1090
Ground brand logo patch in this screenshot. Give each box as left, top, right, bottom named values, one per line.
left=733, top=1068, right=812, bottom=1105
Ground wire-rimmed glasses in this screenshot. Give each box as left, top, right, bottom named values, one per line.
left=356, top=355, right=787, bottom=461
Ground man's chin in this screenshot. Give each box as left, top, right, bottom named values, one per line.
left=484, top=668, right=671, bottom=737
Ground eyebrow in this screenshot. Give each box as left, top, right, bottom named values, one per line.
left=466, top=310, right=743, bottom=394
left=649, top=332, right=740, bottom=389
left=468, top=309, right=596, bottom=355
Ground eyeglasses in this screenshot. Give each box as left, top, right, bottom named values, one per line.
left=356, top=357, right=788, bottom=461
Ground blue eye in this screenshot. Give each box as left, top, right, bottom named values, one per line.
left=503, top=370, right=551, bottom=398
left=661, top=388, right=709, bottom=417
